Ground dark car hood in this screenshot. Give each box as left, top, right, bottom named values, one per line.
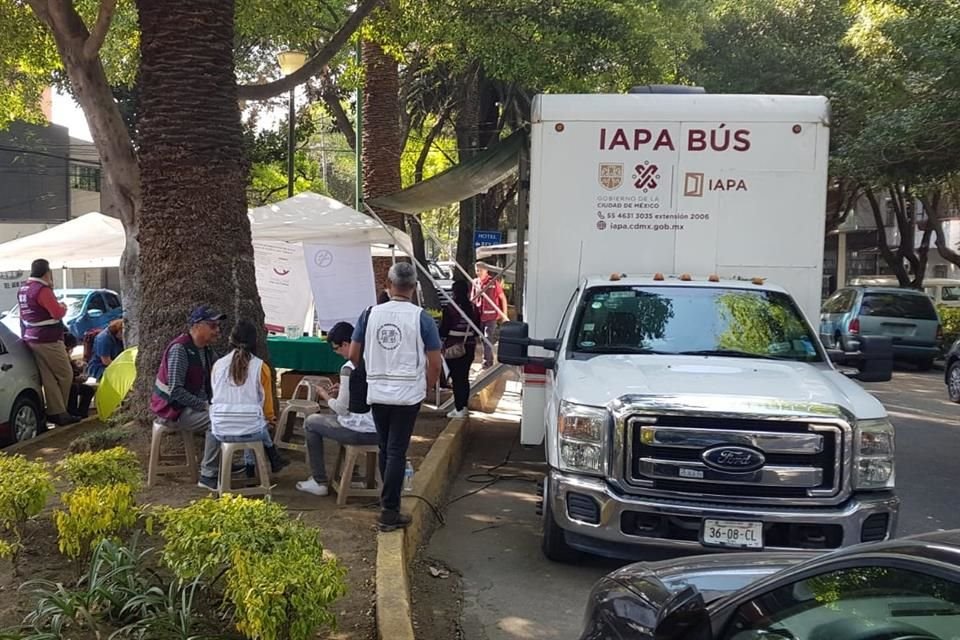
left=609, top=552, right=813, bottom=604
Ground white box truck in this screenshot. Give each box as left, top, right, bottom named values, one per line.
left=499, top=91, right=899, bottom=560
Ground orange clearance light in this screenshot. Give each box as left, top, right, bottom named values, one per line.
left=708, top=274, right=720, bottom=282
left=653, top=273, right=665, bottom=281
left=752, top=277, right=766, bottom=285
left=610, top=272, right=622, bottom=281
left=680, top=273, right=692, bottom=281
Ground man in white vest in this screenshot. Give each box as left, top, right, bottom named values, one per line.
left=351, top=262, right=442, bottom=531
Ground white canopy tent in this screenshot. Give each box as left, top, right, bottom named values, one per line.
left=0, top=212, right=125, bottom=271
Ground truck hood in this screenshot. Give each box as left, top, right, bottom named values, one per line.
left=556, top=354, right=886, bottom=419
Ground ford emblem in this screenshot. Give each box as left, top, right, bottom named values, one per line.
left=701, top=445, right=765, bottom=473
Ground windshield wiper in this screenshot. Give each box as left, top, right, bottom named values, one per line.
left=577, top=346, right=671, bottom=355
left=678, top=349, right=786, bottom=360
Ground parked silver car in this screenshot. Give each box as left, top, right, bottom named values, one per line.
left=0, top=323, right=44, bottom=447
left=820, top=286, right=942, bottom=370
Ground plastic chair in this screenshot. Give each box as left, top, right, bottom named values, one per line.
left=331, top=444, right=382, bottom=505
left=218, top=441, right=271, bottom=497
left=147, top=420, right=198, bottom=487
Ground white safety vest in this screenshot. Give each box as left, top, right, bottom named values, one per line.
left=364, top=301, right=426, bottom=406
left=210, top=352, right=266, bottom=438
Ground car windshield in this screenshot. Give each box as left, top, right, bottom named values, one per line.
left=941, top=286, right=960, bottom=302
left=861, top=292, right=938, bottom=320
left=571, top=286, right=821, bottom=362
left=62, top=295, right=85, bottom=317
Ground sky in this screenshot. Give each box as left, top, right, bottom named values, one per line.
left=52, top=88, right=92, bottom=141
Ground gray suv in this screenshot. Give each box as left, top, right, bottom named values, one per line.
left=820, top=286, right=942, bottom=370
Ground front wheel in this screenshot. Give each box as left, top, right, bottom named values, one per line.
left=541, top=481, right=580, bottom=563
left=947, top=362, right=960, bottom=402
left=10, top=393, right=42, bottom=444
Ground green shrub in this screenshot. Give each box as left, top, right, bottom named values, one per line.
left=68, top=427, right=132, bottom=454
left=226, top=523, right=346, bottom=640
left=54, top=484, right=139, bottom=559
left=0, top=455, right=55, bottom=561
left=158, top=495, right=289, bottom=580
left=939, top=305, right=960, bottom=347
left=57, top=446, right=142, bottom=489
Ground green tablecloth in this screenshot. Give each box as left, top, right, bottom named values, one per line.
left=266, top=336, right=346, bottom=373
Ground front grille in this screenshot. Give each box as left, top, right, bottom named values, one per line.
left=627, top=415, right=843, bottom=503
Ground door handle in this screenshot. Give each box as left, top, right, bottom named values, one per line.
left=1, top=364, right=13, bottom=371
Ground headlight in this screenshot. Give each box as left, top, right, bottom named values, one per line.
left=853, top=418, right=895, bottom=490
left=558, top=401, right=608, bottom=475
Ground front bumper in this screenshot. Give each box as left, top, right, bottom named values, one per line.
left=549, top=470, right=899, bottom=557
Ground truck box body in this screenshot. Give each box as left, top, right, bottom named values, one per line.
left=511, top=92, right=898, bottom=557
left=523, top=94, right=831, bottom=445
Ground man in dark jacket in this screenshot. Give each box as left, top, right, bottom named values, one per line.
left=150, top=305, right=225, bottom=490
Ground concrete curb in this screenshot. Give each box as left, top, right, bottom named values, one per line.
left=5, top=415, right=99, bottom=454
left=375, top=416, right=471, bottom=640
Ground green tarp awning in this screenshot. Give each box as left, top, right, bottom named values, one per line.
left=367, top=130, right=525, bottom=214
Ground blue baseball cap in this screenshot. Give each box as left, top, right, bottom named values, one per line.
left=189, top=305, right=226, bottom=325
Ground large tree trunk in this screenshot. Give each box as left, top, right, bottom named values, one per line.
left=361, top=39, right=404, bottom=292
left=133, top=0, right=264, bottom=420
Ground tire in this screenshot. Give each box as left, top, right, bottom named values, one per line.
left=541, top=482, right=580, bottom=563
left=9, top=393, right=42, bottom=444
left=947, top=362, right=960, bottom=402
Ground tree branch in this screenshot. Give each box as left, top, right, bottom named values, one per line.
left=236, top=0, right=384, bottom=101
left=414, top=105, right=450, bottom=183
left=317, top=71, right=355, bottom=150
left=83, top=0, right=117, bottom=59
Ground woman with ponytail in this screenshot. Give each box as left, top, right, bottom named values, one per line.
left=210, top=320, right=289, bottom=480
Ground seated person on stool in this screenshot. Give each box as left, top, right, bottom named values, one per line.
left=297, top=321, right=377, bottom=497
left=63, top=333, right=94, bottom=419
left=210, top=320, right=290, bottom=479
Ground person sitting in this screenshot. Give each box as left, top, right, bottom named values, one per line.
left=210, top=320, right=290, bottom=479
left=296, top=321, right=378, bottom=497
left=86, top=319, right=124, bottom=381
left=63, top=333, right=95, bottom=419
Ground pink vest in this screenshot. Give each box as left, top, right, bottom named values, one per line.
left=17, top=280, right=63, bottom=343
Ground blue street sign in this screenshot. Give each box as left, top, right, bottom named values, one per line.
left=474, top=230, right=502, bottom=248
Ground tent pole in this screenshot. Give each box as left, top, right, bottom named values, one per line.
left=362, top=203, right=490, bottom=351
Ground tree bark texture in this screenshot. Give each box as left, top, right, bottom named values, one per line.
left=133, top=0, right=264, bottom=418
left=361, top=39, right=404, bottom=292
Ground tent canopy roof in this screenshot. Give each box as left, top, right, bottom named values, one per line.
left=0, top=212, right=124, bottom=271
left=249, top=192, right=413, bottom=254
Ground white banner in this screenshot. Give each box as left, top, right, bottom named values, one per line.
left=304, top=243, right=376, bottom=331
left=253, top=241, right=312, bottom=334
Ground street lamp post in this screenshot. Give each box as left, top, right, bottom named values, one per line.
left=277, top=51, right=308, bottom=198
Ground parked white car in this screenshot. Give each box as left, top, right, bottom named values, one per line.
left=0, top=322, right=44, bottom=446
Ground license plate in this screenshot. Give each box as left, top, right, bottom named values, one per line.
left=702, top=520, right=763, bottom=549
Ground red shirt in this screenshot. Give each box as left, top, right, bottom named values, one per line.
left=474, top=275, right=504, bottom=323
left=37, top=286, right=66, bottom=319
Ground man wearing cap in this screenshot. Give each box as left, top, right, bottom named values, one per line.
left=150, top=305, right=225, bottom=490
left=473, top=261, right=508, bottom=368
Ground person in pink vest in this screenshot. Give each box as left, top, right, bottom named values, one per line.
left=473, top=261, right=508, bottom=368
left=18, top=259, right=78, bottom=426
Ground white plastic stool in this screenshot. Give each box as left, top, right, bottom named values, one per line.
left=218, top=441, right=271, bottom=497
left=331, top=444, right=382, bottom=505
left=275, top=400, right=320, bottom=453
left=147, top=421, right=198, bottom=487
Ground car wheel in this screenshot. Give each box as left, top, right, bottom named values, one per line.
left=541, top=481, right=580, bottom=563
left=948, top=362, right=960, bottom=402
left=9, top=393, right=42, bottom=444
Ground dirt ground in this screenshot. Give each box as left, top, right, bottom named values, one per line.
left=0, top=409, right=450, bottom=640
left=410, top=554, right=465, bottom=640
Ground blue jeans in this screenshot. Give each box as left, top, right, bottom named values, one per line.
left=217, top=429, right=274, bottom=466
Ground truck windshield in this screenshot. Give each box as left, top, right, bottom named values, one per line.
left=571, top=286, right=821, bottom=362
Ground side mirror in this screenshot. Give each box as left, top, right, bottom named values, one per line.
left=87, top=309, right=105, bottom=319
left=497, top=321, right=556, bottom=369
left=654, top=585, right=712, bottom=640
left=829, top=335, right=893, bottom=383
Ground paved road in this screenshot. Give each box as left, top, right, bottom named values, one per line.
left=425, top=369, right=960, bottom=640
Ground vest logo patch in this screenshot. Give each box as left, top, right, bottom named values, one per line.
left=376, top=323, right=402, bottom=350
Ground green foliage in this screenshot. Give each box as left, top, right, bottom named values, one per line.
left=54, top=484, right=139, bottom=559
left=57, top=447, right=142, bottom=489
left=939, top=305, right=960, bottom=346
left=0, top=455, right=55, bottom=560
left=158, top=495, right=289, bottom=580
left=716, top=292, right=811, bottom=357
left=68, top=426, right=133, bottom=454
left=226, top=524, right=347, bottom=640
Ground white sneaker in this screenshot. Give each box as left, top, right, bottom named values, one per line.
left=447, top=408, right=468, bottom=419
left=296, top=478, right=329, bottom=496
